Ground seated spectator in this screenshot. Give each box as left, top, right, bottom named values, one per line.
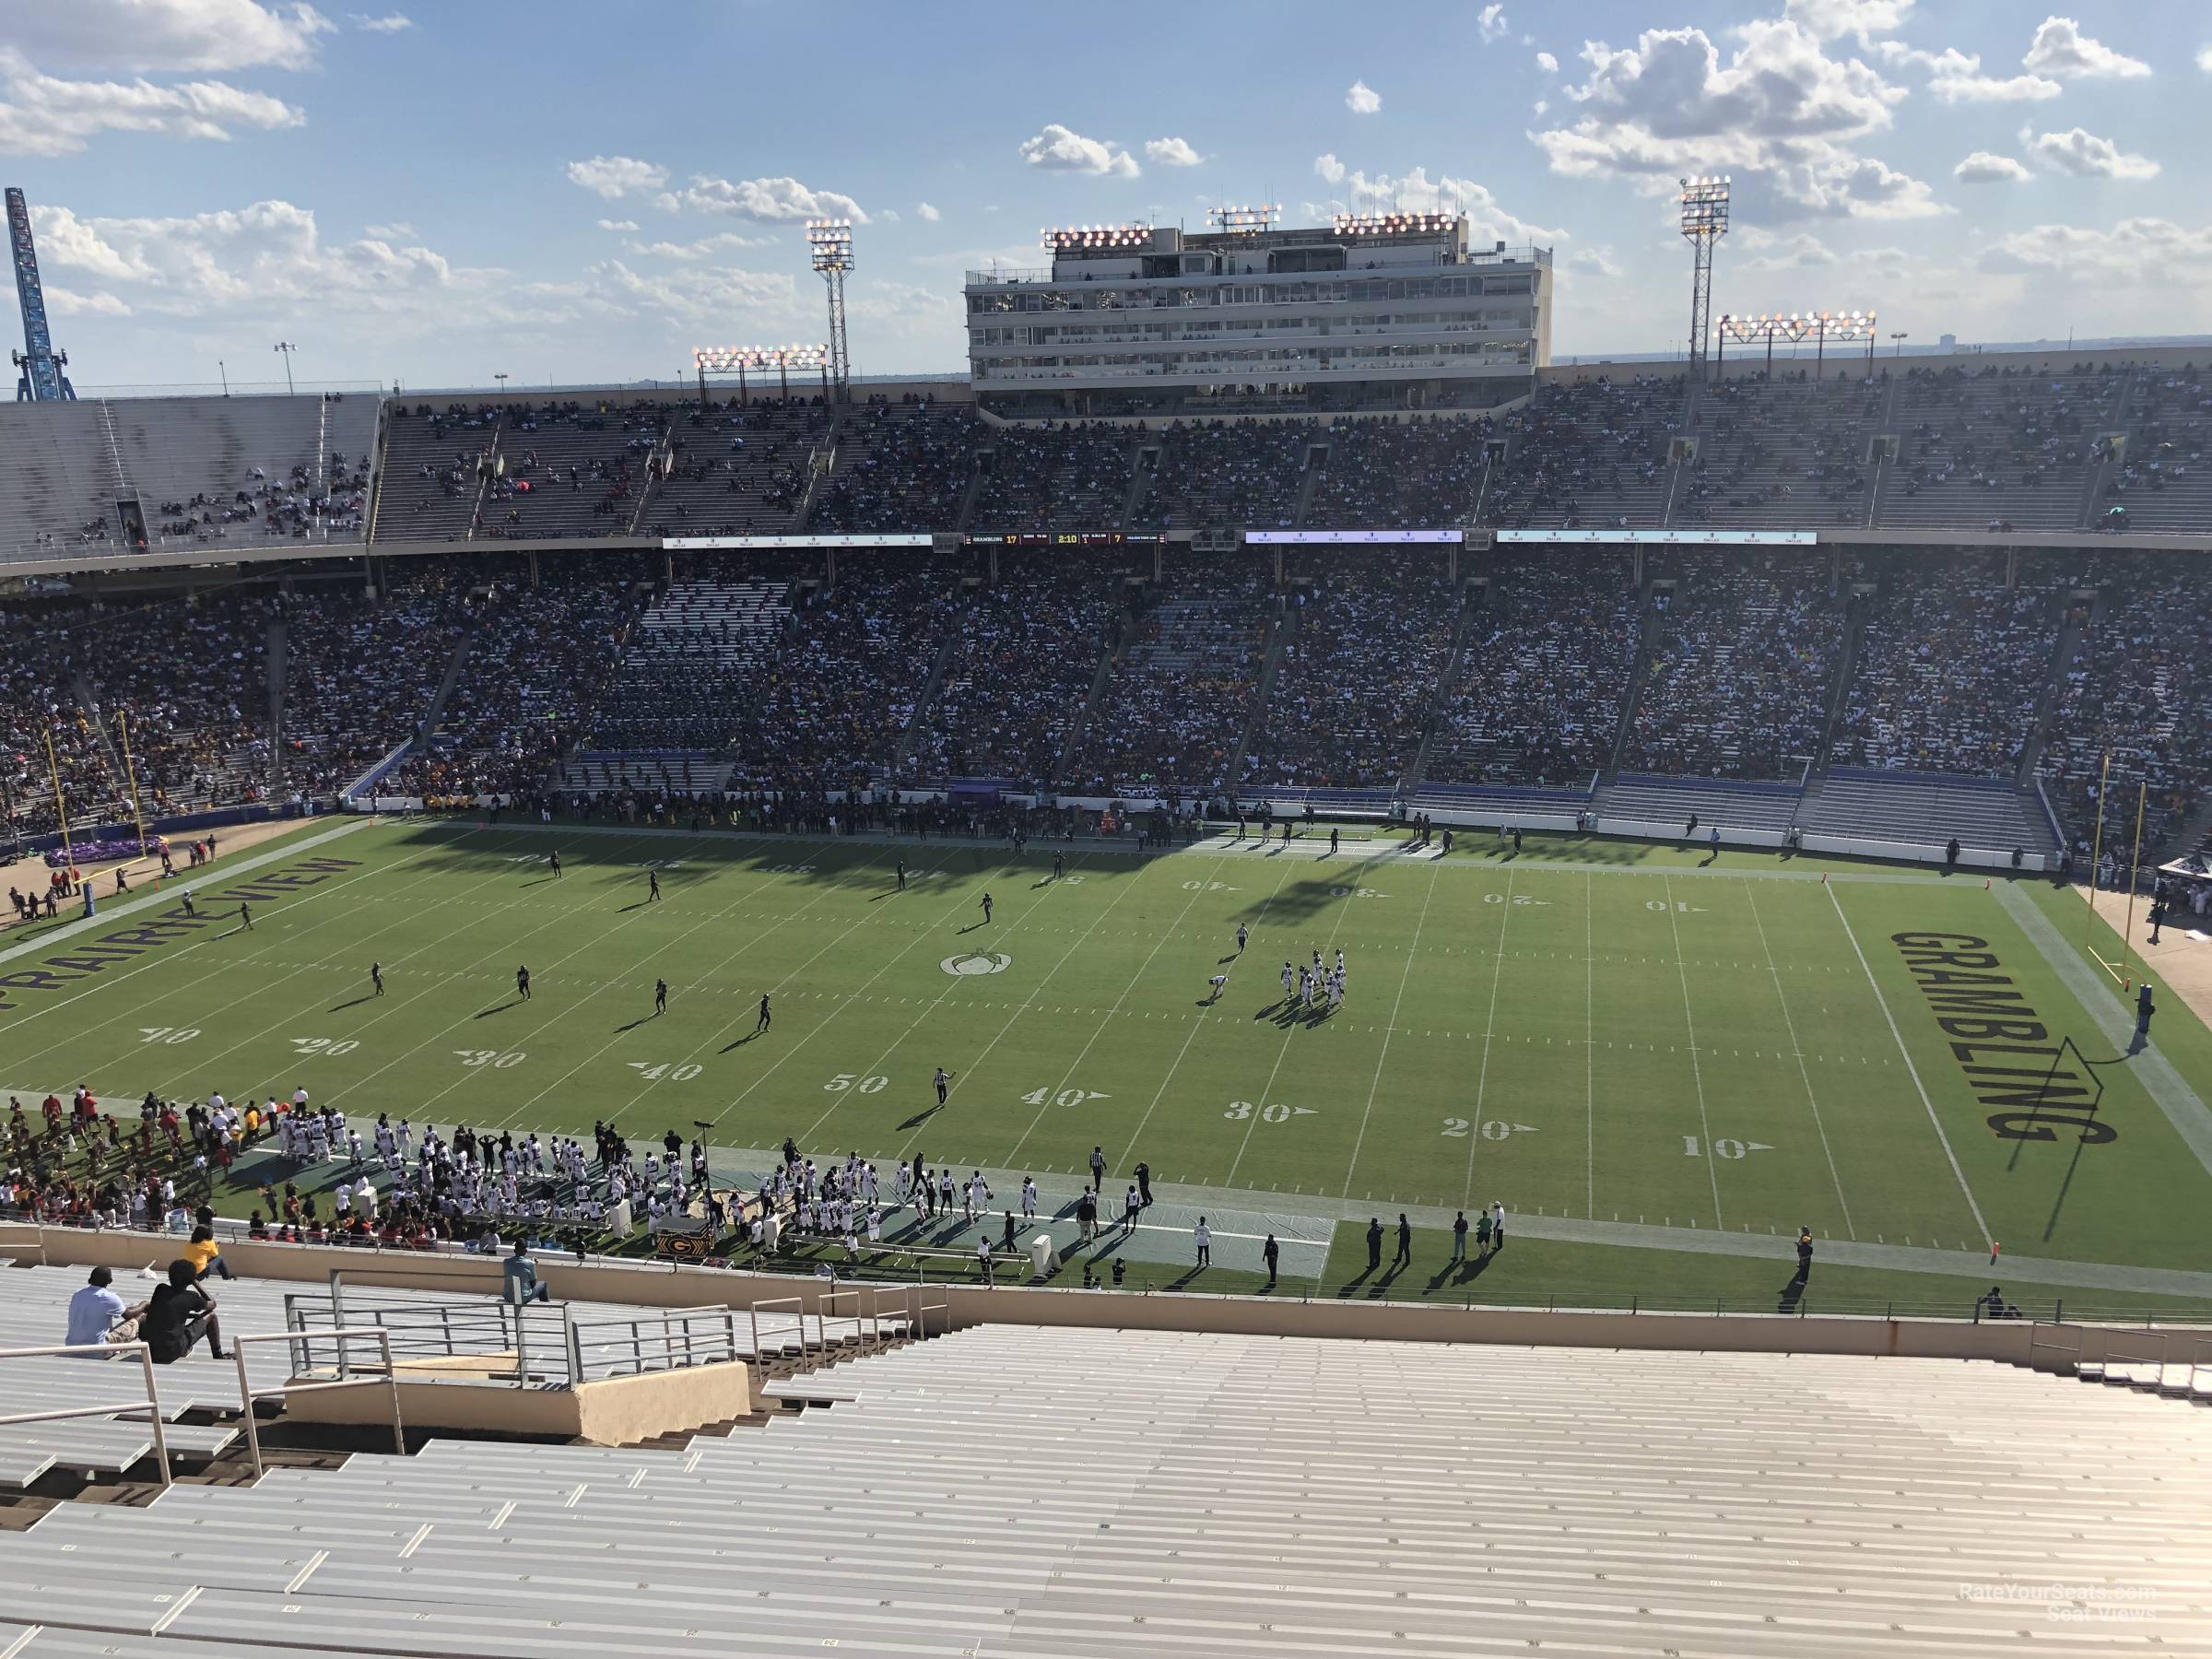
left=182, top=1223, right=236, bottom=1281
left=502, top=1236, right=550, bottom=1304
left=64, top=1265, right=150, bottom=1355
left=145, top=1258, right=225, bottom=1363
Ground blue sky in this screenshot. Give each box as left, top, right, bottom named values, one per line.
left=3, top=0, right=2205, bottom=393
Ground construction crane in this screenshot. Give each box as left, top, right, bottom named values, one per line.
left=8, top=186, right=76, bottom=401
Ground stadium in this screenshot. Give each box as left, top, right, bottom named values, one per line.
left=3, top=6, right=2210, bottom=1653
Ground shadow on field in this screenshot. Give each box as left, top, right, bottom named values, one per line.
left=477, top=1000, right=520, bottom=1017
left=327, top=994, right=378, bottom=1013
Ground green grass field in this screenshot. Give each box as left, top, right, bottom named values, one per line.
left=8, top=814, right=2211, bottom=1320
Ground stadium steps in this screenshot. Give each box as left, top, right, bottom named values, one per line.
left=891, top=633, right=960, bottom=778
left=1121, top=441, right=1159, bottom=530
left=1602, top=580, right=1661, bottom=781
left=2076, top=368, right=2144, bottom=529
left=950, top=463, right=985, bottom=535
left=623, top=432, right=670, bottom=536
left=1405, top=581, right=1478, bottom=792
left=788, top=411, right=841, bottom=532
left=1288, top=435, right=1326, bottom=527
left=409, top=629, right=477, bottom=758
left=1810, top=586, right=1868, bottom=779
left=263, top=612, right=287, bottom=796
left=2015, top=597, right=2086, bottom=788
left=66, top=672, right=126, bottom=820
left=1050, top=606, right=1127, bottom=784
left=1219, top=597, right=1290, bottom=795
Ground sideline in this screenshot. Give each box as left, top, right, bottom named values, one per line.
left=0, top=817, right=376, bottom=971
left=1995, top=880, right=2212, bottom=1182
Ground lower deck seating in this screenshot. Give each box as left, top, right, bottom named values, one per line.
left=0, top=1323, right=2203, bottom=1655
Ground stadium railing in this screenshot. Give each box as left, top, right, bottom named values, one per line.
left=0, top=1340, right=171, bottom=1487
left=231, top=1325, right=402, bottom=1477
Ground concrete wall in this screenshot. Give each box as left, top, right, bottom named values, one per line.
left=6, top=1223, right=2155, bottom=1367
left=286, top=1359, right=752, bottom=1446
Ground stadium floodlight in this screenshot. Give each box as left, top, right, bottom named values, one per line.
left=1677, top=176, right=1730, bottom=380
left=1041, top=223, right=1149, bottom=253
left=805, top=219, right=854, bottom=401
left=1206, top=203, right=1279, bottom=235
left=273, top=340, right=300, bottom=396
left=693, top=344, right=830, bottom=406
left=1330, top=210, right=1460, bottom=238
left=1717, top=309, right=1877, bottom=374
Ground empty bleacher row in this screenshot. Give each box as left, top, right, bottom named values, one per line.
left=0, top=1320, right=2204, bottom=1656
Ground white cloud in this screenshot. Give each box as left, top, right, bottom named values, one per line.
left=563, top=155, right=667, bottom=200
left=915, top=201, right=941, bottom=221
left=1533, top=99, right=1547, bottom=115
left=1345, top=79, right=1381, bottom=114
left=1144, top=135, right=1202, bottom=167
left=362, top=220, right=415, bottom=239
left=1567, top=246, right=1622, bottom=277
left=30, top=198, right=472, bottom=316
left=681, top=174, right=869, bottom=221
left=1018, top=123, right=1138, bottom=177
left=1335, top=166, right=1562, bottom=242
left=44, top=285, right=134, bottom=317
left=348, top=12, right=411, bottom=30
left=1477, top=6, right=1510, bottom=44
left=2199, top=46, right=2212, bottom=73
left=621, top=232, right=779, bottom=261
left=1954, top=150, right=2031, bottom=183
left=0, top=50, right=306, bottom=157
left=1530, top=21, right=1946, bottom=222
left=877, top=208, right=900, bottom=223
left=1742, top=230, right=1841, bottom=269
left=6, top=1, right=335, bottom=74
left=2023, top=125, right=2159, bottom=180
left=551, top=260, right=798, bottom=328
left=1535, top=50, right=1559, bottom=72
left=1783, top=0, right=1913, bottom=41
left=1878, top=42, right=2058, bottom=101
left=1313, top=152, right=1347, bottom=184
left=2022, top=17, right=2149, bottom=79
left=1978, top=218, right=2212, bottom=285
left=594, top=218, right=637, bottom=231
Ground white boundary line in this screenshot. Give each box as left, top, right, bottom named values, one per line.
left=1459, top=866, right=1512, bottom=1209
left=1224, top=857, right=1373, bottom=1189
left=1111, top=854, right=1301, bottom=1174
left=1746, top=879, right=1855, bottom=1239
left=1000, top=853, right=1233, bottom=1170
left=1663, top=874, right=1725, bottom=1229
left=1584, top=869, right=1595, bottom=1219
left=1827, top=879, right=1991, bottom=1245
left=1337, top=860, right=1441, bottom=1200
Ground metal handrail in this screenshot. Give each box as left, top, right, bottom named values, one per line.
left=910, top=1287, right=949, bottom=1340
left=2100, top=1330, right=2171, bottom=1391
left=748, top=1297, right=812, bottom=1370
left=2028, top=1322, right=2084, bottom=1377
left=0, top=1341, right=170, bottom=1487
left=233, top=1326, right=400, bottom=1477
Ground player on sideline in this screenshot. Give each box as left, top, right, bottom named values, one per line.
left=548, top=850, right=562, bottom=880
left=517, top=965, right=532, bottom=1001
left=1052, top=852, right=1065, bottom=880
left=755, top=993, right=771, bottom=1034
left=980, top=890, right=994, bottom=925
left=371, top=962, right=384, bottom=997
left=654, top=978, right=668, bottom=1016
left=895, top=858, right=907, bottom=891
left=933, top=1067, right=951, bottom=1107
left=238, top=901, right=253, bottom=931
left=647, top=868, right=661, bottom=902
left=180, top=888, right=195, bottom=917
left=1236, top=922, right=1249, bottom=954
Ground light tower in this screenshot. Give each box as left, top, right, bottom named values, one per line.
left=6, top=187, right=76, bottom=401
left=806, top=218, right=853, bottom=401
left=1677, top=175, right=1730, bottom=381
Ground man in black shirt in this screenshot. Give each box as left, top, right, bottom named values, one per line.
left=146, top=1259, right=224, bottom=1363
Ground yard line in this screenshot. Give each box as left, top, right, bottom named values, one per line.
left=495, top=843, right=908, bottom=1132
left=1224, top=861, right=1372, bottom=1189
left=1335, top=860, right=1441, bottom=1201
left=1745, top=880, right=1854, bottom=1238
left=1584, top=870, right=1594, bottom=1219
left=1112, top=854, right=1300, bottom=1173
left=1826, top=879, right=1990, bottom=1245
left=318, top=838, right=834, bottom=1117
left=888, top=855, right=1156, bottom=1164
left=1662, top=875, right=1724, bottom=1229
left=6, top=824, right=504, bottom=1077
left=1001, top=853, right=1233, bottom=1169
left=1457, top=866, right=1512, bottom=1210
left=626, top=845, right=979, bottom=1125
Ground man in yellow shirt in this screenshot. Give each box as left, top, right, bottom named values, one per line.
left=181, top=1226, right=235, bottom=1282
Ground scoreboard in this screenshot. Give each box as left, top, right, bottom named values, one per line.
left=965, top=532, right=1163, bottom=547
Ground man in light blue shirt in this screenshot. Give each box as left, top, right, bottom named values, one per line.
left=501, top=1240, right=549, bottom=1304
left=65, top=1266, right=147, bottom=1353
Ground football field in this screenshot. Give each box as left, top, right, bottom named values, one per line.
left=8, top=815, right=2212, bottom=1316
